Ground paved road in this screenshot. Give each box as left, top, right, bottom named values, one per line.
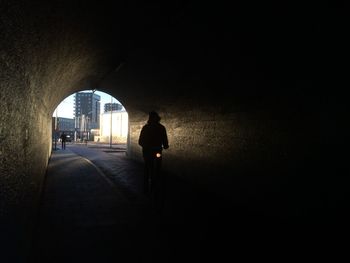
left=30, top=143, right=332, bottom=262
left=29, top=144, right=214, bottom=263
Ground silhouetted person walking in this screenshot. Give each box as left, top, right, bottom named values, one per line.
left=138, top=111, right=169, bottom=210
left=60, top=132, right=67, bottom=150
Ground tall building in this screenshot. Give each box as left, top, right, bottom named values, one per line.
left=104, top=102, right=122, bottom=112
left=74, top=92, right=101, bottom=131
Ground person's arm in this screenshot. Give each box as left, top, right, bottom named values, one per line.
left=138, top=127, right=145, bottom=147
left=162, top=127, right=169, bottom=149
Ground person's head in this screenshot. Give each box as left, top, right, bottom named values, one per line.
left=148, top=111, right=161, bottom=124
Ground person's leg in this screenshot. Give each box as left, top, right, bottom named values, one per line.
left=154, top=157, right=164, bottom=211
left=143, top=163, right=149, bottom=194
left=144, top=156, right=152, bottom=194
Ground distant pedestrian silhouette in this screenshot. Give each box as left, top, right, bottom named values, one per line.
left=60, top=132, right=67, bottom=150
left=138, top=111, right=169, bottom=209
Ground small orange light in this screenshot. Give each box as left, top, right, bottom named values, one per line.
left=156, top=153, right=161, bottom=158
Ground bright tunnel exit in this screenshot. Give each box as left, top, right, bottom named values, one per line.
left=53, top=89, right=128, bottom=146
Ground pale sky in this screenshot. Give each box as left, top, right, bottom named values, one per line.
left=53, top=90, right=122, bottom=118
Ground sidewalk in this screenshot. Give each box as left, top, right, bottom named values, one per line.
left=30, top=144, right=218, bottom=263
left=30, top=144, right=324, bottom=262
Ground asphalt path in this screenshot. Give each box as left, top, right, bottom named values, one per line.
left=29, top=144, right=210, bottom=263
left=28, top=143, right=336, bottom=262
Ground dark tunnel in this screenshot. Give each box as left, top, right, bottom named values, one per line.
left=0, top=0, right=346, bottom=262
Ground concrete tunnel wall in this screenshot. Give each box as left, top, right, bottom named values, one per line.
left=0, top=0, right=332, bottom=259
left=100, top=38, right=321, bottom=201
left=0, top=1, right=128, bottom=256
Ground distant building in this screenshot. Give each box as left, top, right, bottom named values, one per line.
left=52, top=117, right=74, bottom=131
left=52, top=117, right=75, bottom=140
left=74, top=92, right=101, bottom=140
left=97, top=109, right=128, bottom=144
left=104, top=103, right=122, bottom=112
left=57, top=117, right=75, bottom=131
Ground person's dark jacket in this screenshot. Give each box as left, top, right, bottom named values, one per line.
left=60, top=133, right=67, bottom=142
left=138, top=122, right=169, bottom=152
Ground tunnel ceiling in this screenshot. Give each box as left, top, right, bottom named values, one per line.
left=1, top=0, right=323, bottom=115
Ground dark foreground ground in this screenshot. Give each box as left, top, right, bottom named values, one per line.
left=27, top=143, right=347, bottom=262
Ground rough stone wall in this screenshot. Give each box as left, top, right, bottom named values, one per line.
left=102, top=44, right=321, bottom=205
left=125, top=98, right=320, bottom=202
left=0, top=1, right=119, bottom=258
left=0, top=38, right=52, bottom=258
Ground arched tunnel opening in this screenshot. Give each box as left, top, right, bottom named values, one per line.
left=52, top=89, right=128, bottom=148
left=0, top=0, right=345, bottom=261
